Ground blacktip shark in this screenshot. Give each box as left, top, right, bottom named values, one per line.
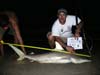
left=8, top=42, right=91, bottom=64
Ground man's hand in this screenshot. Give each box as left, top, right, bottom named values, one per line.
left=66, top=46, right=75, bottom=53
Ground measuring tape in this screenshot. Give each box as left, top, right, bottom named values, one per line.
left=0, top=40, right=91, bottom=57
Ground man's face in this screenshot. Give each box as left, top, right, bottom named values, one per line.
left=58, top=12, right=66, bottom=24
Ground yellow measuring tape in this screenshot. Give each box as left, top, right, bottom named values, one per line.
left=0, top=40, right=91, bottom=57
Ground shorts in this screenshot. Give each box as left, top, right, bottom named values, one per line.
left=0, top=25, right=15, bottom=38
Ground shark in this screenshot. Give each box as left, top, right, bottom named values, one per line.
left=8, top=42, right=91, bottom=64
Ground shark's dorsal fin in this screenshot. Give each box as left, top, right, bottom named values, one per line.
left=54, top=41, right=64, bottom=51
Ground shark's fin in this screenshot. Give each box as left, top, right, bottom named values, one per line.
left=8, top=44, right=25, bottom=61
left=29, top=52, right=35, bottom=55
left=54, top=41, right=64, bottom=51
left=70, top=58, right=91, bottom=64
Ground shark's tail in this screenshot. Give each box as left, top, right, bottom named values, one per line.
left=8, top=44, right=25, bottom=61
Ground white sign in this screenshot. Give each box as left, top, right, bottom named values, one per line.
left=67, top=37, right=83, bottom=50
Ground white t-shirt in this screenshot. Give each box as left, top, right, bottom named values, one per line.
left=51, top=15, right=81, bottom=43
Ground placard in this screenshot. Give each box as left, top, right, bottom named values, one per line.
left=67, top=37, right=83, bottom=50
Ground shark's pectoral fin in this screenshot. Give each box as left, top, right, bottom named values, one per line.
left=70, top=58, right=91, bottom=64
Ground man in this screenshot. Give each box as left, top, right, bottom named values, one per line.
left=47, top=8, right=82, bottom=53
left=0, top=11, right=26, bottom=56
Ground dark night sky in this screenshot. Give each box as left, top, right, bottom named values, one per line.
left=0, top=0, right=99, bottom=45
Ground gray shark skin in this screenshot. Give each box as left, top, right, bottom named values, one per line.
left=8, top=44, right=91, bottom=64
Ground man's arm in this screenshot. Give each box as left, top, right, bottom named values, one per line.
left=6, top=11, right=26, bottom=54
left=75, top=21, right=83, bottom=37
left=54, top=36, right=75, bottom=53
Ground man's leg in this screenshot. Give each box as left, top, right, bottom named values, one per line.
left=47, top=32, right=55, bottom=49
left=0, top=36, right=4, bottom=56
left=0, top=44, right=4, bottom=56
